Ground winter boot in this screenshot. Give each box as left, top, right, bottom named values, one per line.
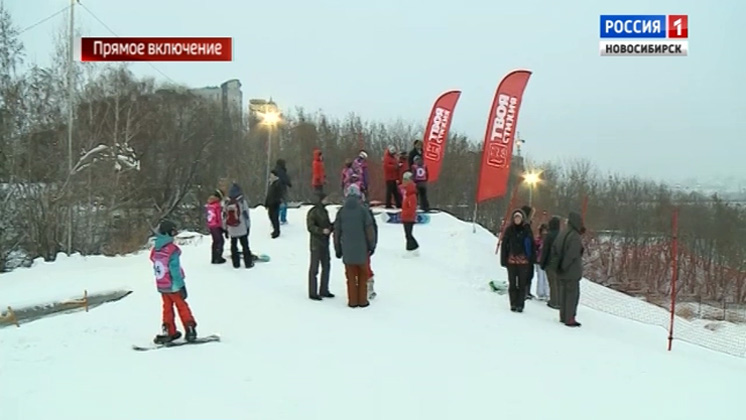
left=243, top=250, right=254, bottom=268
left=231, top=253, right=241, bottom=268
left=154, top=324, right=182, bottom=344
left=565, top=318, right=582, bottom=327
left=185, top=323, right=197, bottom=342
left=367, top=277, right=377, bottom=300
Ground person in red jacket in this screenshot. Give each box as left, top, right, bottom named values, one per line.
left=383, top=145, right=402, bottom=208
left=311, top=148, right=326, bottom=194
left=400, top=171, right=419, bottom=255
left=397, top=151, right=408, bottom=184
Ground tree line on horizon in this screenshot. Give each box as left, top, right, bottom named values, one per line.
left=0, top=5, right=744, bottom=317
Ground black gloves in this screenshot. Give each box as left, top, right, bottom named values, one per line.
left=223, top=229, right=229, bottom=239
left=335, top=251, right=342, bottom=259
left=369, top=248, right=375, bottom=256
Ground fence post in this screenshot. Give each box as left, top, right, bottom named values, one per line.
left=668, top=207, right=679, bottom=351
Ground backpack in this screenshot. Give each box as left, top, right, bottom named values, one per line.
left=225, top=198, right=241, bottom=227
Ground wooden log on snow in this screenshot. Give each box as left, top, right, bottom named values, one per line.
left=0, top=289, right=133, bottom=328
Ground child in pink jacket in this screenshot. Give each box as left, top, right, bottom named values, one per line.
left=205, top=192, right=227, bottom=264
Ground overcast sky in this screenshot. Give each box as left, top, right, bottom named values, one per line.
left=6, top=0, right=745, bottom=184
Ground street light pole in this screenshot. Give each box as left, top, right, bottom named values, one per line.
left=264, top=124, right=272, bottom=199
left=66, top=0, right=75, bottom=255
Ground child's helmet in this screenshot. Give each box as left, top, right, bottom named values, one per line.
left=158, top=220, right=177, bottom=236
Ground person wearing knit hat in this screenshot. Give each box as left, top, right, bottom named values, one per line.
left=306, top=190, right=334, bottom=301
left=521, top=204, right=537, bottom=299
left=352, top=150, right=370, bottom=198
left=383, top=145, right=402, bottom=209
left=400, top=172, right=420, bottom=255
left=333, top=182, right=377, bottom=308
left=205, top=191, right=227, bottom=264
left=499, top=208, right=536, bottom=313
left=265, top=171, right=284, bottom=238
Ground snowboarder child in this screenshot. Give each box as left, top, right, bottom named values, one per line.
left=400, top=171, right=420, bottom=255
left=205, top=192, right=227, bottom=264
left=151, top=220, right=198, bottom=344
left=225, top=183, right=254, bottom=268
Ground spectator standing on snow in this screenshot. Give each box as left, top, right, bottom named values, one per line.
left=265, top=171, right=284, bottom=238
left=362, top=199, right=379, bottom=300
left=411, top=155, right=430, bottom=212
left=150, top=220, right=198, bottom=344
left=400, top=171, right=420, bottom=255
left=534, top=224, right=549, bottom=300
left=539, top=216, right=562, bottom=309
left=205, top=192, right=227, bottom=264
left=383, top=145, right=402, bottom=209
left=306, top=191, right=334, bottom=301
left=225, top=183, right=254, bottom=269
left=408, top=139, right=423, bottom=169
left=500, top=209, right=536, bottom=313
left=333, top=184, right=377, bottom=308
left=397, top=151, right=408, bottom=184
left=273, top=159, right=292, bottom=225
left=549, top=211, right=585, bottom=327
left=311, top=148, right=326, bottom=194
left=352, top=150, right=370, bottom=199
left=521, top=205, right=537, bottom=299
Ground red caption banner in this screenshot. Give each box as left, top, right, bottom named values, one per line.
left=80, top=37, right=233, bottom=62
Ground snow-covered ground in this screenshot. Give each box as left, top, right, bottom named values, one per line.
left=1, top=206, right=744, bottom=420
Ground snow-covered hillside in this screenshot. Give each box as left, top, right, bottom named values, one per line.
left=0, top=207, right=744, bottom=420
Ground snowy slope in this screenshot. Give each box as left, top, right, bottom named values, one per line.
left=1, top=206, right=744, bottom=420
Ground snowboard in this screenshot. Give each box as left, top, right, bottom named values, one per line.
left=252, top=253, right=271, bottom=263
left=385, top=212, right=430, bottom=224
left=488, top=280, right=508, bottom=295
left=132, top=334, right=220, bottom=351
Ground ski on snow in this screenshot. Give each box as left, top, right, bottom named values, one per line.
left=132, top=334, right=221, bottom=351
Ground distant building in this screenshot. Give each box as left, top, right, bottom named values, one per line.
left=190, top=79, right=244, bottom=131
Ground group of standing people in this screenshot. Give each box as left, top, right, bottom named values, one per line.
left=383, top=140, right=431, bottom=213
left=500, top=205, right=586, bottom=327
left=305, top=141, right=432, bottom=308
left=148, top=142, right=586, bottom=344
left=204, top=158, right=294, bottom=271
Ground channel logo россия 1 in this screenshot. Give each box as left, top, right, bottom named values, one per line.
left=599, top=15, right=688, bottom=57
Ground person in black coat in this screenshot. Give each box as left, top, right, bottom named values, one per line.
left=521, top=204, right=537, bottom=299
left=407, top=140, right=423, bottom=169
left=500, top=208, right=536, bottom=312
left=539, top=216, right=562, bottom=309
left=265, top=170, right=284, bottom=238
left=273, top=159, right=292, bottom=224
